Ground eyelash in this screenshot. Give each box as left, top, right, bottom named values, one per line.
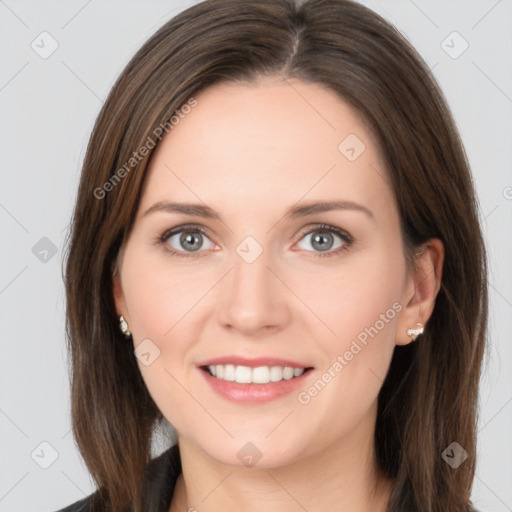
left=154, top=223, right=354, bottom=259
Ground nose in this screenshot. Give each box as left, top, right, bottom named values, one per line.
left=216, top=247, right=291, bottom=336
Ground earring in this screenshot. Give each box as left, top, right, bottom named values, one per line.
left=119, top=315, right=132, bottom=338
left=406, top=322, right=424, bottom=341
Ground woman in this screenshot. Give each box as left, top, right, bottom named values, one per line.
left=59, top=0, right=488, bottom=511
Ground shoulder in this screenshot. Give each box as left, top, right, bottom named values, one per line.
left=54, top=494, right=93, bottom=512
left=54, top=444, right=181, bottom=512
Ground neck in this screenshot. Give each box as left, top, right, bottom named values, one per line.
left=169, top=405, right=392, bottom=512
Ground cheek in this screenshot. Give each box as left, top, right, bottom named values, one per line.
left=294, top=300, right=398, bottom=445
left=302, top=244, right=404, bottom=348
left=121, top=248, right=214, bottom=429
left=299, top=246, right=403, bottom=407
left=137, top=358, right=208, bottom=444
left=121, top=246, right=211, bottom=339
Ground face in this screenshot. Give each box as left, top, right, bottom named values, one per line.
left=113, top=77, right=423, bottom=468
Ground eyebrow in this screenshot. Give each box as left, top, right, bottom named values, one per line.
left=143, top=199, right=375, bottom=222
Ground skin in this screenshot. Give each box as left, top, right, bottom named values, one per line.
left=113, top=77, right=444, bottom=512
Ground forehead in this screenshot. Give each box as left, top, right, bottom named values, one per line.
left=139, top=78, right=393, bottom=221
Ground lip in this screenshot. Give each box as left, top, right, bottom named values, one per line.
left=197, top=359, right=314, bottom=404
left=197, top=356, right=311, bottom=369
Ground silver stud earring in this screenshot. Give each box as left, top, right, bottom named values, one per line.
left=119, top=315, right=132, bottom=338
left=406, top=322, right=424, bottom=341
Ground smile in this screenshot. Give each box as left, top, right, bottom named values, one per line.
left=198, top=361, right=314, bottom=404
left=203, top=364, right=309, bottom=384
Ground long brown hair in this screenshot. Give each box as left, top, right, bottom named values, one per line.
left=64, top=1, right=488, bottom=510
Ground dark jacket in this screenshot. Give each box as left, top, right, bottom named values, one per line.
left=56, top=444, right=182, bottom=512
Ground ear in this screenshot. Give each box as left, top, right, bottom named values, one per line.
left=112, top=261, right=128, bottom=321
left=395, top=238, right=444, bottom=346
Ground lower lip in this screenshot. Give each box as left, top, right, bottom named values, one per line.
left=198, top=367, right=312, bottom=404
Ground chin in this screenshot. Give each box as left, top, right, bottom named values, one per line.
left=192, top=433, right=310, bottom=470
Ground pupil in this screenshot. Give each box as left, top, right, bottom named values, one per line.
left=312, top=231, right=333, bottom=251
left=181, top=232, right=202, bottom=251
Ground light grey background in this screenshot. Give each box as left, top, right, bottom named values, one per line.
left=0, top=1, right=511, bottom=511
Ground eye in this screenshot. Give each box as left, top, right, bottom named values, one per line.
left=295, top=224, right=353, bottom=258
left=158, top=225, right=215, bottom=258
left=156, top=223, right=353, bottom=259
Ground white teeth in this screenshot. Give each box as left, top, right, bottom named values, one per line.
left=235, top=365, right=252, bottom=383
left=206, top=364, right=306, bottom=384
left=252, top=366, right=270, bottom=384
left=270, top=366, right=283, bottom=382
left=282, top=367, right=294, bottom=380
left=223, top=364, right=235, bottom=381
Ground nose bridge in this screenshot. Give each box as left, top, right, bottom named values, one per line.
left=217, top=238, right=289, bottom=332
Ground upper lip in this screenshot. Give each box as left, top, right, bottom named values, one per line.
left=197, top=356, right=313, bottom=369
